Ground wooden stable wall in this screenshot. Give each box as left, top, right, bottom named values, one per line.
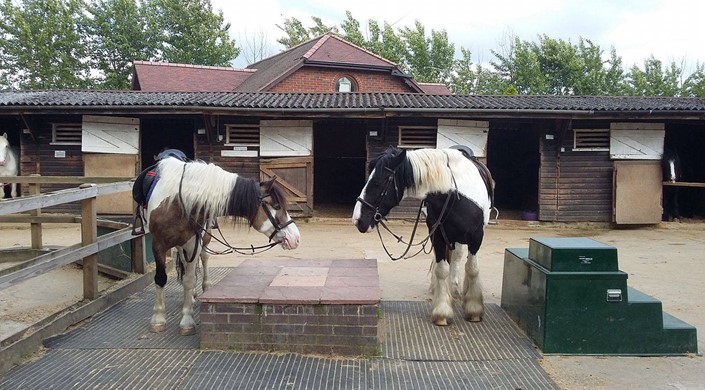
left=20, top=115, right=84, bottom=214
left=539, top=130, right=614, bottom=222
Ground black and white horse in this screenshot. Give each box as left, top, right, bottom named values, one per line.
left=0, top=132, right=19, bottom=199
left=139, top=156, right=300, bottom=335
left=353, top=146, right=494, bottom=326
left=662, top=149, right=683, bottom=221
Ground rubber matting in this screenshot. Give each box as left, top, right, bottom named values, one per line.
left=1, top=268, right=558, bottom=390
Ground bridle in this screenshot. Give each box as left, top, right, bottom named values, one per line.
left=356, top=167, right=400, bottom=223
left=357, top=165, right=454, bottom=261
left=174, top=163, right=295, bottom=258
left=259, top=193, right=296, bottom=242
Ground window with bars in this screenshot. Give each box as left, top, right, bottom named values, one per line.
left=573, top=128, right=610, bottom=151
left=52, top=123, right=82, bottom=145
left=398, top=126, right=437, bottom=149
left=225, top=124, right=259, bottom=146
left=223, top=124, right=260, bottom=157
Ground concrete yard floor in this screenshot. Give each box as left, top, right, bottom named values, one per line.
left=1, top=218, right=704, bottom=389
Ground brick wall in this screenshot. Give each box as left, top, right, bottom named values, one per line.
left=200, top=302, right=380, bottom=356
left=269, top=68, right=416, bottom=93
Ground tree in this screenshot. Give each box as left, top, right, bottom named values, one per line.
left=682, top=63, right=705, bottom=97
left=0, top=0, right=92, bottom=90
left=239, top=30, right=274, bottom=65
left=145, top=0, right=239, bottom=66
left=627, top=55, right=681, bottom=96
left=276, top=16, right=336, bottom=48
left=83, top=0, right=158, bottom=89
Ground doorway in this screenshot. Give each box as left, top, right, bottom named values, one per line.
left=140, top=117, right=194, bottom=168
left=487, top=122, right=540, bottom=219
left=313, top=119, right=367, bottom=216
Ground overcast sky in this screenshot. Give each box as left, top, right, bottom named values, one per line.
left=212, top=0, right=705, bottom=75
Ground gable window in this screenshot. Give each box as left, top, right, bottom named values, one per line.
left=52, top=123, right=82, bottom=145
left=336, top=76, right=356, bottom=92
left=223, top=124, right=259, bottom=157
left=573, top=128, right=609, bottom=151
left=398, top=126, right=437, bottom=149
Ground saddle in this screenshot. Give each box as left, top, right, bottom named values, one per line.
left=449, top=145, right=498, bottom=223
left=132, top=150, right=188, bottom=235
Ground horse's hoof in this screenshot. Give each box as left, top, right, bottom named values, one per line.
left=432, top=317, right=449, bottom=326
left=180, top=326, right=196, bottom=336
left=465, top=314, right=483, bottom=322
left=150, top=323, right=166, bottom=333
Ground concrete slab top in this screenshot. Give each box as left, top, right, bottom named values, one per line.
left=200, top=258, right=380, bottom=305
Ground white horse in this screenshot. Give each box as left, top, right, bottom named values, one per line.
left=0, top=133, right=19, bottom=199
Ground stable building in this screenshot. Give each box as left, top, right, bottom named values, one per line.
left=1, top=91, right=704, bottom=224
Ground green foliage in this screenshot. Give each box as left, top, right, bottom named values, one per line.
left=682, top=63, right=705, bottom=97
left=0, top=0, right=92, bottom=89
left=145, top=0, right=239, bottom=66
left=626, top=55, right=681, bottom=96
left=83, top=0, right=158, bottom=89
left=0, top=0, right=239, bottom=90
left=276, top=16, right=336, bottom=48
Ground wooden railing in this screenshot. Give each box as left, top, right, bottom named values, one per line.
left=0, top=176, right=145, bottom=300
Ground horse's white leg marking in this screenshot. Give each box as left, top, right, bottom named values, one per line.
left=669, top=160, right=676, bottom=182
left=449, top=246, right=466, bottom=300
left=179, top=241, right=199, bottom=336
left=462, top=252, right=484, bottom=322
left=150, top=285, right=167, bottom=333
left=431, top=260, right=454, bottom=326
left=200, top=249, right=211, bottom=293
left=9, top=182, right=16, bottom=198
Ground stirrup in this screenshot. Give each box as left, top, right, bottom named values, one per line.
left=488, top=207, right=500, bottom=225
left=132, top=206, right=146, bottom=235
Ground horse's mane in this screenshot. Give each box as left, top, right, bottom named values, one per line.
left=406, top=148, right=460, bottom=195
left=156, top=158, right=238, bottom=221
left=370, top=147, right=415, bottom=191
left=225, top=177, right=289, bottom=226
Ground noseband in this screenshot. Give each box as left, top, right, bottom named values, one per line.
left=259, top=193, right=295, bottom=241
left=356, top=167, right=399, bottom=222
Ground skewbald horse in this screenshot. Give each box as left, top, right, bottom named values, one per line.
left=143, top=156, right=300, bottom=335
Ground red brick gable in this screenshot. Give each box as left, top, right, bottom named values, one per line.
left=268, top=67, right=417, bottom=93
left=132, top=61, right=254, bottom=91
left=304, top=34, right=396, bottom=67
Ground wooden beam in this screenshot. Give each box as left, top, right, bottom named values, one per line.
left=28, top=177, right=42, bottom=250
left=0, top=181, right=132, bottom=215
left=81, top=184, right=98, bottom=300
left=0, top=227, right=133, bottom=289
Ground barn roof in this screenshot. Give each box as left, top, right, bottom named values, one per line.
left=1, top=91, right=704, bottom=116
left=131, top=61, right=255, bottom=92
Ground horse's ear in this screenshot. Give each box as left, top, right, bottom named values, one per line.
left=2, top=133, right=7, bottom=139
left=260, top=175, right=277, bottom=191
left=391, top=148, right=407, bottom=167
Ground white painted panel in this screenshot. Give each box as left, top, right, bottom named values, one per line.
left=610, top=122, right=664, bottom=160
left=82, top=115, right=139, bottom=154
left=437, top=119, right=489, bottom=157
left=260, top=120, right=313, bottom=157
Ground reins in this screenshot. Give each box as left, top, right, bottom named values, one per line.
left=364, top=154, right=458, bottom=261
left=175, top=162, right=288, bottom=259
left=376, top=192, right=455, bottom=261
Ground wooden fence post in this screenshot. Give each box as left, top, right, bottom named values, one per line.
left=29, top=174, right=42, bottom=249
left=80, top=183, right=98, bottom=300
